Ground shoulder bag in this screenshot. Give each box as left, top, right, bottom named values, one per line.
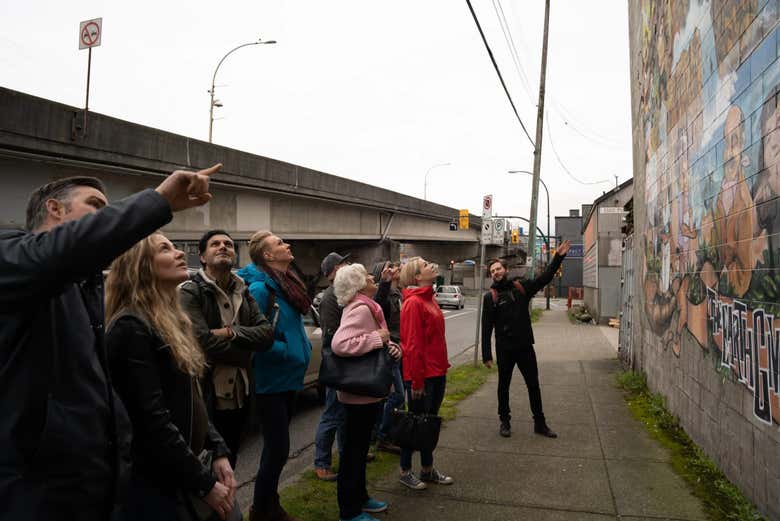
left=318, top=303, right=395, bottom=398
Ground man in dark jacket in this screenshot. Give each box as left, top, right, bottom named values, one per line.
left=313, top=251, right=350, bottom=481
left=481, top=240, right=570, bottom=439
left=0, top=164, right=220, bottom=520
left=180, top=229, right=274, bottom=468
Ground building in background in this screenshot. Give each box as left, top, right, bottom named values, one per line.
left=554, top=209, right=584, bottom=297
left=582, top=179, right=633, bottom=323
left=628, top=3, right=780, bottom=519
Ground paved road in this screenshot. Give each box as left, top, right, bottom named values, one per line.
left=233, top=301, right=482, bottom=506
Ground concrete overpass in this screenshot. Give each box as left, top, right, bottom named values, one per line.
left=0, top=87, right=504, bottom=282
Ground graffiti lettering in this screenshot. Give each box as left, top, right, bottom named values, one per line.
left=707, top=287, right=776, bottom=425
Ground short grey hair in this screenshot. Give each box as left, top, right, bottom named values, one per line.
left=25, top=176, right=106, bottom=231
left=333, top=263, right=368, bottom=306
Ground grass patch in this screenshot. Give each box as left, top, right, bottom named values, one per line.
left=530, top=307, right=543, bottom=323
left=615, top=371, right=766, bottom=521
left=272, top=363, right=494, bottom=520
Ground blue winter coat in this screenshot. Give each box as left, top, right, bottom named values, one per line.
left=236, top=264, right=311, bottom=394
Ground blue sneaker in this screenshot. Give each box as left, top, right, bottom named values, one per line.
left=340, top=513, right=380, bottom=521
left=362, top=498, right=388, bottom=513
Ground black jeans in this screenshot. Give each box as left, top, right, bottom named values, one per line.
left=399, top=375, right=446, bottom=471
left=213, top=406, right=248, bottom=469
left=496, top=344, right=545, bottom=424
left=252, top=392, right=296, bottom=510
left=338, top=402, right=380, bottom=519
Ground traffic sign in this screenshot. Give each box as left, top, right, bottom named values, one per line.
left=482, top=195, right=493, bottom=220
left=492, top=218, right=505, bottom=244
left=481, top=220, right=492, bottom=243
left=79, top=18, right=102, bottom=49
left=458, top=209, right=469, bottom=230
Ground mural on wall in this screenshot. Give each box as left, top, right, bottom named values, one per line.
left=637, top=0, right=780, bottom=425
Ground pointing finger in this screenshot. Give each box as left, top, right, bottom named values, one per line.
left=197, top=163, right=223, bottom=177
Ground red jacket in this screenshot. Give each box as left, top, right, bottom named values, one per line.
left=400, top=286, right=450, bottom=390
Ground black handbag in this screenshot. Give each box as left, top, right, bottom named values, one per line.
left=319, top=344, right=395, bottom=398
left=318, top=303, right=396, bottom=398
left=387, top=409, right=442, bottom=452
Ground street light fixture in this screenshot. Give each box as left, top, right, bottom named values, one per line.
left=208, top=37, right=276, bottom=143
left=508, top=169, right=551, bottom=310
left=423, top=162, right=451, bottom=200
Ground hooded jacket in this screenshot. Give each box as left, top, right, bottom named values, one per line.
left=237, top=264, right=311, bottom=394
left=481, top=253, right=565, bottom=361
left=400, top=286, right=450, bottom=390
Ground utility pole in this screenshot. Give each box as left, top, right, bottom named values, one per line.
left=527, top=0, right=551, bottom=278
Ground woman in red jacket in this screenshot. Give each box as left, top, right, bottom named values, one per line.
left=397, top=257, right=453, bottom=490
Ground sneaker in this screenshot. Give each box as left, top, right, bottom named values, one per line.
left=534, top=423, right=558, bottom=438
left=500, top=419, right=511, bottom=438
left=365, top=450, right=376, bottom=462
left=315, top=467, right=338, bottom=481
left=362, top=498, right=388, bottom=513
left=340, top=514, right=379, bottom=521
left=376, top=439, right=401, bottom=454
left=399, top=471, right=427, bottom=490
left=420, top=468, right=454, bottom=485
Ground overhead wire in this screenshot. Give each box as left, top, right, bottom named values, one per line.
left=546, top=113, right=612, bottom=186
left=491, top=0, right=535, bottom=103
left=465, top=0, right=536, bottom=149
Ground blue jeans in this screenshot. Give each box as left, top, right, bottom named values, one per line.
left=400, top=375, right=446, bottom=471
left=377, top=363, right=405, bottom=441
left=314, top=386, right=345, bottom=469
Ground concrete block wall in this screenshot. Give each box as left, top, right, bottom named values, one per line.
left=628, top=2, right=780, bottom=519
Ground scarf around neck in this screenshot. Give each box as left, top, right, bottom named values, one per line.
left=267, top=266, right=312, bottom=315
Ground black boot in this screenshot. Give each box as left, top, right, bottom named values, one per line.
left=499, top=419, right=511, bottom=438
left=534, top=423, right=557, bottom=438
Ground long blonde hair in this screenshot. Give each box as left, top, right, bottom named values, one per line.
left=105, top=233, right=206, bottom=376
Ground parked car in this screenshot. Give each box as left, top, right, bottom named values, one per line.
left=302, top=305, right=325, bottom=400
left=435, top=285, right=465, bottom=309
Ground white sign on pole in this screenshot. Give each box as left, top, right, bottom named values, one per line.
left=481, top=220, right=493, bottom=243
left=482, top=194, right=493, bottom=220
left=492, top=218, right=505, bottom=244
left=79, top=18, right=102, bottom=49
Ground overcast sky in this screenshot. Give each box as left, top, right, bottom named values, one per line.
left=0, top=1, right=632, bottom=236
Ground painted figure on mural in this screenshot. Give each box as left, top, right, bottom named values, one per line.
left=715, top=105, right=755, bottom=297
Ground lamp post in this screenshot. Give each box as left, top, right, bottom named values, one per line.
left=508, top=169, right=551, bottom=310
left=423, top=162, right=451, bottom=200
left=208, top=38, right=276, bottom=143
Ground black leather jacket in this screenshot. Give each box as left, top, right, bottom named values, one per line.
left=481, top=253, right=565, bottom=359
left=0, top=189, right=171, bottom=518
left=107, top=313, right=229, bottom=497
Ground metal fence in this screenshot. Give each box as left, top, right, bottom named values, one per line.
left=618, top=234, right=634, bottom=368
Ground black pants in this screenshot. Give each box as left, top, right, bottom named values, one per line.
left=400, top=375, right=446, bottom=470
left=213, top=406, right=248, bottom=469
left=252, top=392, right=295, bottom=510
left=338, top=402, right=380, bottom=519
left=496, top=345, right=545, bottom=425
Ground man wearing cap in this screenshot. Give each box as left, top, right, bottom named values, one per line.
left=313, top=252, right=350, bottom=481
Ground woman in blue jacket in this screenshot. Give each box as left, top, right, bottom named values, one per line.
left=237, top=230, right=312, bottom=521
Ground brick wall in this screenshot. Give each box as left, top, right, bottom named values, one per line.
left=628, top=1, right=780, bottom=518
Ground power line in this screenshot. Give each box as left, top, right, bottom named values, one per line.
left=546, top=116, right=612, bottom=186
left=465, top=0, right=535, bottom=149
left=491, top=0, right=535, bottom=103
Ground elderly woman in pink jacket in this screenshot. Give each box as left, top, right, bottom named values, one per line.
left=331, top=263, right=402, bottom=521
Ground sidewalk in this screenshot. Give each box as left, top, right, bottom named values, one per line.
left=369, top=309, right=708, bottom=520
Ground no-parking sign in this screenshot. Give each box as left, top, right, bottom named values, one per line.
left=79, top=18, right=102, bottom=49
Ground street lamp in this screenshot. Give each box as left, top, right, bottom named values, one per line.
left=423, top=162, right=451, bottom=200
left=208, top=37, right=276, bottom=143
left=508, top=169, right=551, bottom=309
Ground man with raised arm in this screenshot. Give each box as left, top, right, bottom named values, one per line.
left=0, top=164, right=221, bottom=521
left=481, top=240, right=570, bottom=439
